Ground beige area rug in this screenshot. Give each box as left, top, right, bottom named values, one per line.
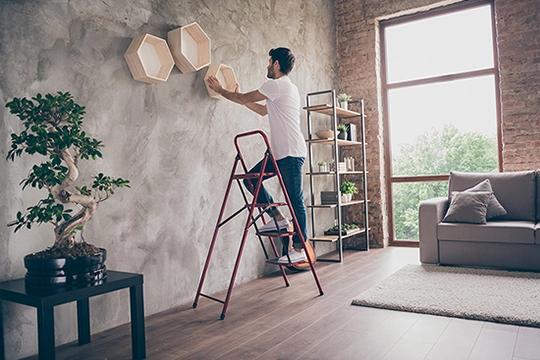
left=352, top=264, right=540, bottom=328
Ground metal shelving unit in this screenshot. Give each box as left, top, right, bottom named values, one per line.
left=304, top=89, right=370, bottom=262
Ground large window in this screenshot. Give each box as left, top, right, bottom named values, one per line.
left=382, top=0, right=501, bottom=243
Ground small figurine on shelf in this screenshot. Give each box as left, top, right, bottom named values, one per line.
left=345, top=157, right=355, bottom=171
left=340, top=181, right=358, bottom=203
left=337, top=124, right=349, bottom=140
left=329, top=161, right=336, bottom=172
left=318, top=161, right=328, bottom=173
left=337, top=93, right=352, bottom=110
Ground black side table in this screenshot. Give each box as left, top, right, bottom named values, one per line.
left=0, top=270, right=145, bottom=360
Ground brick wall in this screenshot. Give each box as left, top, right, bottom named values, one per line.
left=496, top=0, right=540, bottom=171
left=335, top=0, right=540, bottom=248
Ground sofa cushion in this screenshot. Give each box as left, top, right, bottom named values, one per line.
left=442, top=191, right=492, bottom=224
left=462, top=179, right=507, bottom=219
left=448, top=171, right=536, bottom=221
left=534, top=223, right=540, bottom=244
left=438, top=220, right=535, bottom=244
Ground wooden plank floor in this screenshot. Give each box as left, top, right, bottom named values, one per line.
left=23, top=247, right=540, bottom=360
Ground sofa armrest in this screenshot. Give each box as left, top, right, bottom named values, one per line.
left=419, top=197, right=448, bottom=264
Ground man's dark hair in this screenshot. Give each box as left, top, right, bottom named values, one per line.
left=269, top=47, right=295, bottom=75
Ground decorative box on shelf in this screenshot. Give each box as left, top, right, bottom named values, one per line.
left=347, top=123, right=357, bottom=142
left=321, top=191, right=338, bottom=205
left=124, top=33, right=175, bottom=84
left=204, top=64, right=237, bottom=99
left=168, top=22, right=211, bottom=73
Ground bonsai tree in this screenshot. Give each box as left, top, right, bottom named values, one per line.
left=5, top=92, right=130, bottom=256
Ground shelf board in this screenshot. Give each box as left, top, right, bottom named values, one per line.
left=306, top=138, right=363, bottom=146
left=310, top=235, right=338, bottom=242
left=303, top=104, right=361, bottom=118
left=307, top=200, right=368, bottom=209
left=324, top=227, right=364, bottom=237
left=310, top=227, right=367, bottom=242
left=306, top=171, right=366, bottom=176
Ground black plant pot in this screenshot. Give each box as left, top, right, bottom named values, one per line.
left=24, top=248, right=107, bottom=289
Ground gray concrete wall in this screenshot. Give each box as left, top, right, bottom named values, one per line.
left=0, top=1, right=337, bottom=358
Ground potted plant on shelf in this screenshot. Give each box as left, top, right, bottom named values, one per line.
left=340, top=181, right=358, bottom=203
left=318, top=161, right=328, bottom=173
left=5, top=92, right=130, bottom=288
left=324, top=223, right=359, bottom=236
left=337, top=124, right=349, bottom=140
left=337, top=93, right=352, bottom=110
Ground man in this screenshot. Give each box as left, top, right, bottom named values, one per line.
left=206, top=47, right=307, bottom=264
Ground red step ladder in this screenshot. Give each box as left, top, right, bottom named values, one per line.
left=193, top=130, right=324, bottom=319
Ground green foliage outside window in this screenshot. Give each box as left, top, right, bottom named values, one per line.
left=392, top=124, right=498, bottom=240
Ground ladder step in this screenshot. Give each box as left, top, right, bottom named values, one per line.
left=232, top=172, right=276, bottom=180
left=256, top=230, right=296, bottom=237
left=265, top=258, right=309, bottom=266
left=248, top=202, right=288, bottom=209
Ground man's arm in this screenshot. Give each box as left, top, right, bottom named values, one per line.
left=243, top=102, right=267, bottom=116
left=206, top=76, right=268, bottom=116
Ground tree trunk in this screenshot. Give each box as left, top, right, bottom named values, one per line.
left=50, top=148, right=98, bottom=248
left=54, top=194, right=98, bottom=248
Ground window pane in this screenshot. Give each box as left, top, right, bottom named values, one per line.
left=390, top=75, right=498, bottom=176
left=385, top=5, right=494, bottom=83
left=393, top=181, right=448, bottom=241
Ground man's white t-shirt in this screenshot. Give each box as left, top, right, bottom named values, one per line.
left=258, top=76, right=306, bottom=160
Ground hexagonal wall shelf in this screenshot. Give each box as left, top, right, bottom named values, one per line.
left=204, top=64, right=238, bottom=99
left=124, top=33, right=174, bottom=84
left=168, top=22, right=211, bottom=73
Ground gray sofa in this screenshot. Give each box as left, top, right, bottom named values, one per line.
left=419, top=170, right=540, bottom=271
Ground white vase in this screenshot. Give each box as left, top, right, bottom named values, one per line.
left=340, top=101, right=348, bottom=110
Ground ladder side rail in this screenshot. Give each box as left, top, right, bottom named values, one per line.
left=265, top=140, right=324, bottom=295
left=234, top=130, right=281, bottom=229
left=220, top=152, right=280, bottom=319
left=193, top=156, right=243, bottom=307
left=233, top=151, right=290, bottom=281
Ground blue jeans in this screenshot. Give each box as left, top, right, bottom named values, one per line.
left=243, top=156, right=307, bottom=249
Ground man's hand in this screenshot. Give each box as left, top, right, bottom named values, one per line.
left=206, top=76, right=223, bottom=94
left=205, top=77, right=267, bottom=116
